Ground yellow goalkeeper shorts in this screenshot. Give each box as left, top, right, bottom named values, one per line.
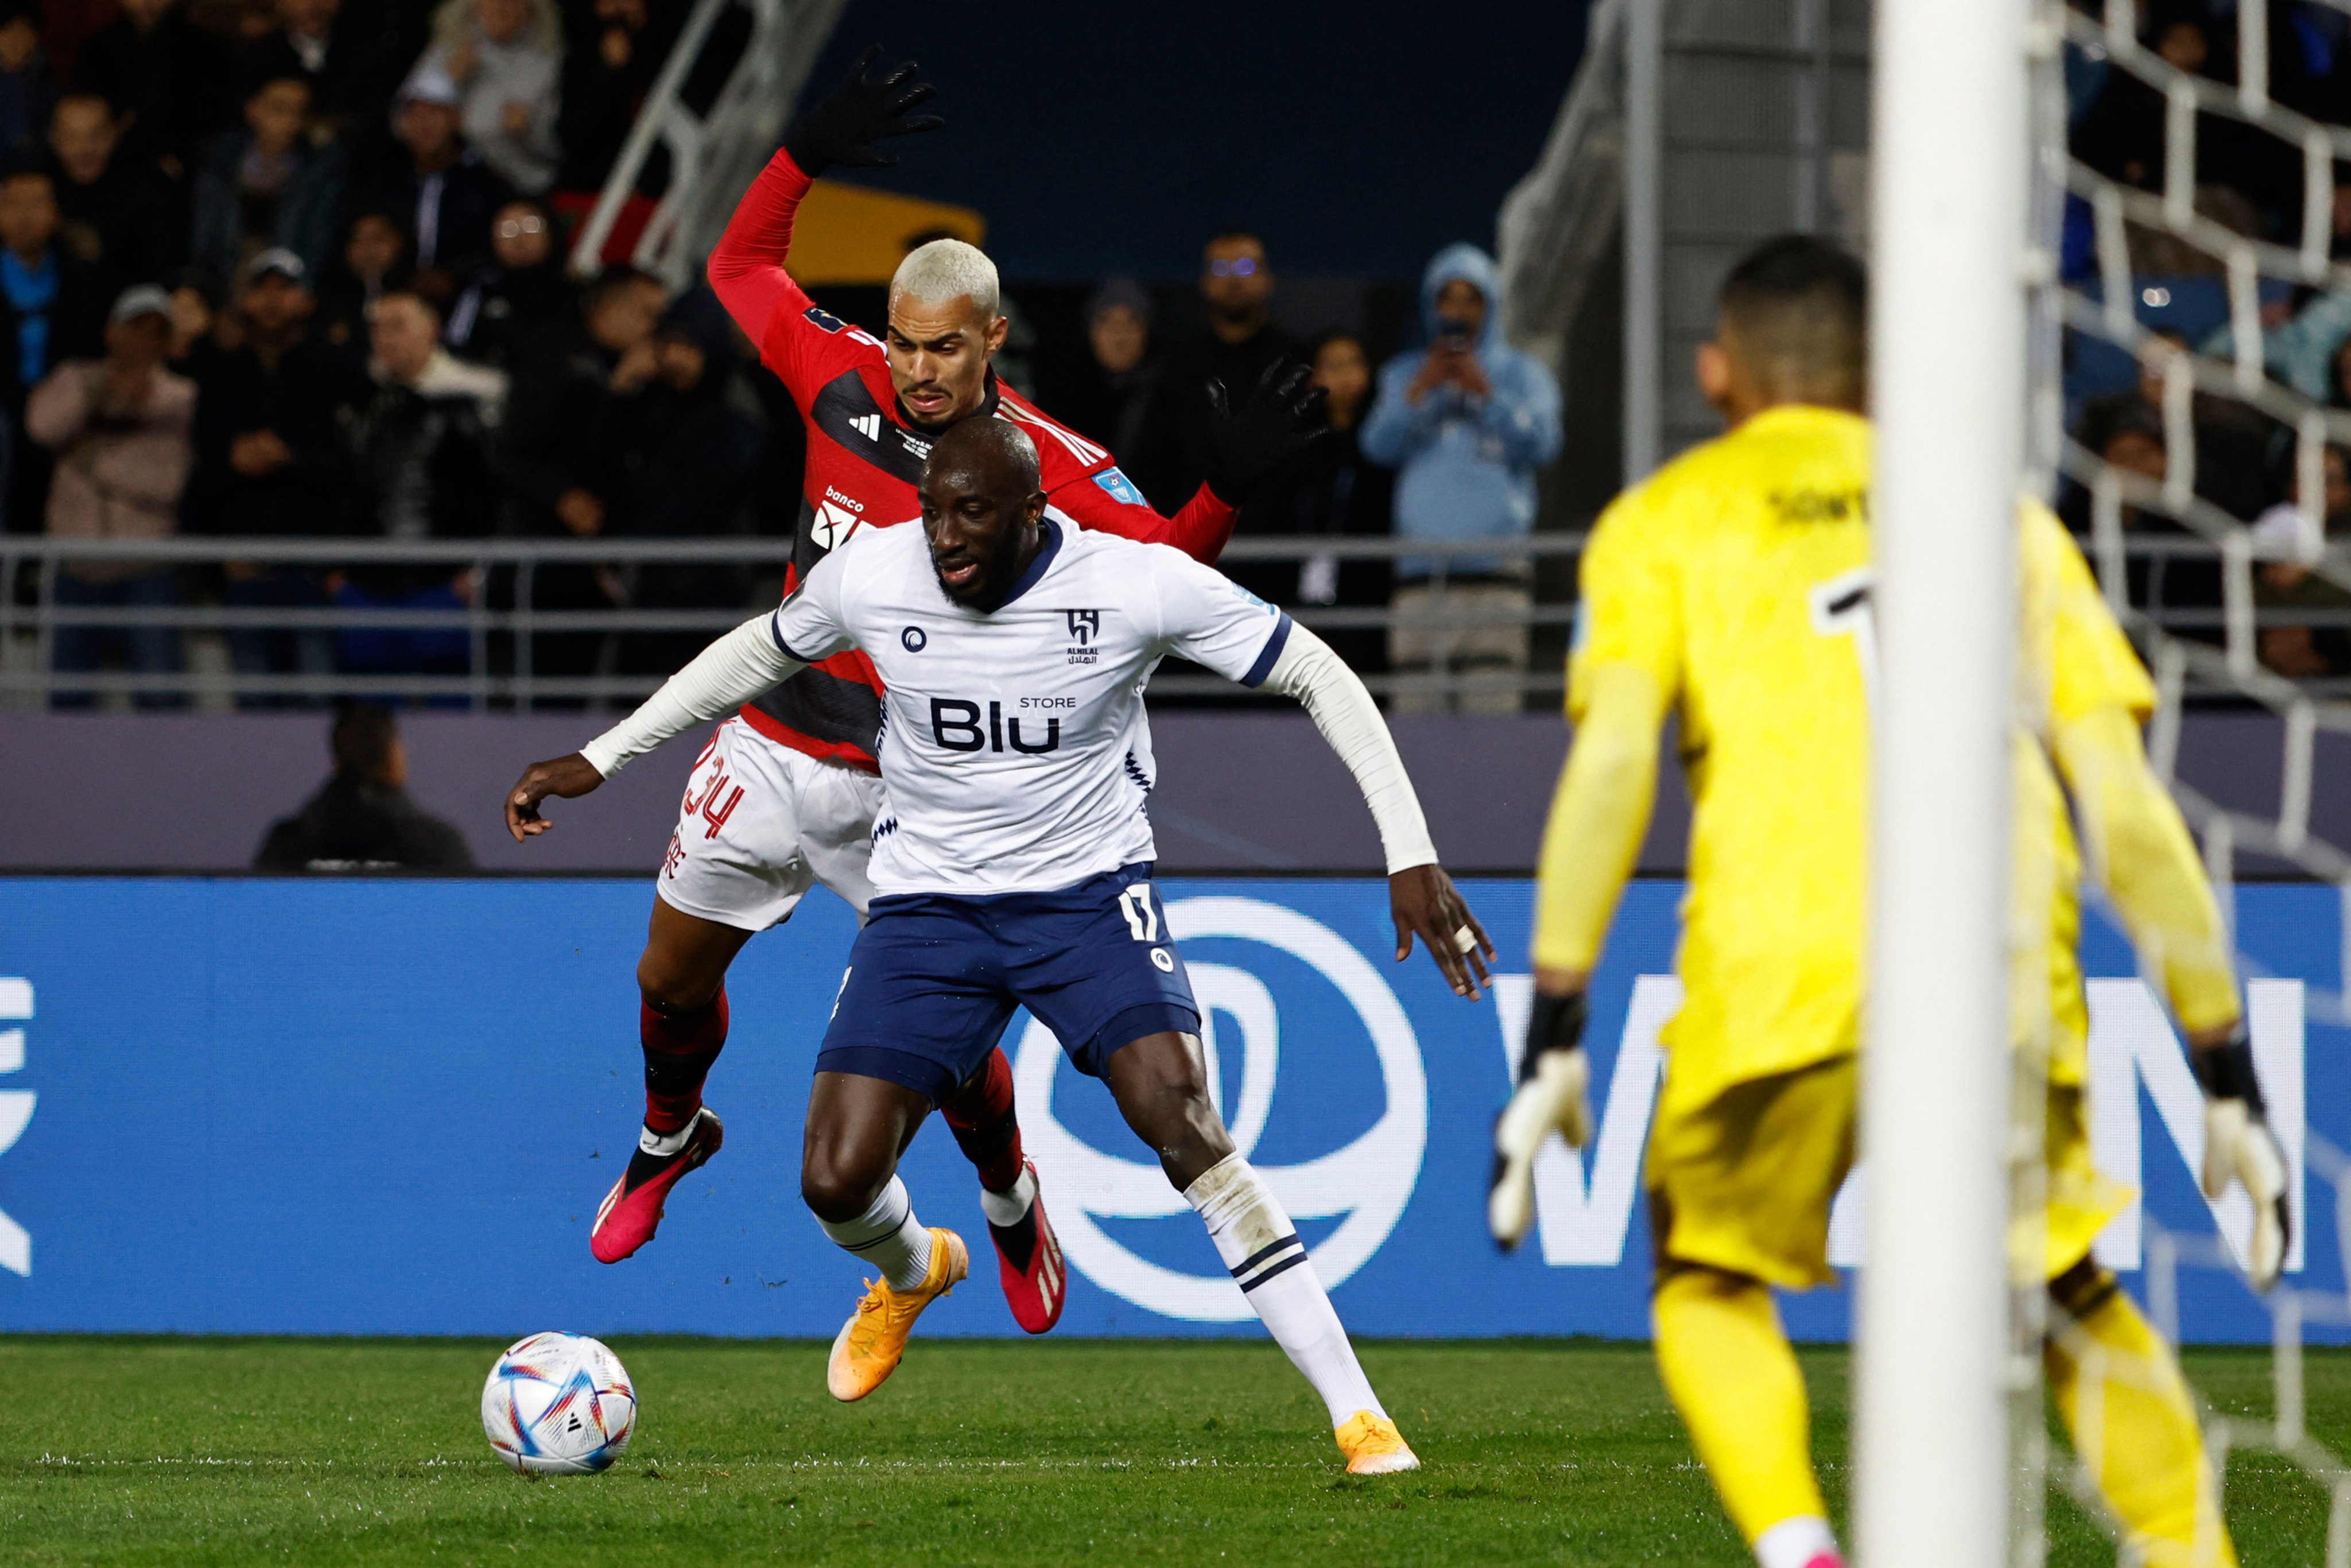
left=1645, top=1054, right=1858, bottom=1291
left=1645, top=1059, right=2129, bottom=1292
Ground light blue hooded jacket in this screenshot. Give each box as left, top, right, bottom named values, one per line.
left=1361, top=243, right=1563, bottom=578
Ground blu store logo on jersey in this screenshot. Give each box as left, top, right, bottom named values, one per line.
left=928, top=697, right=1065, bottom=755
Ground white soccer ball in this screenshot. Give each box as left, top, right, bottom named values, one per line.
left=481, top=1332, right=637, bottom=1475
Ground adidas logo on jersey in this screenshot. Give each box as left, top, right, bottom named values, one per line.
left=851, top=413, right=882, bottom=442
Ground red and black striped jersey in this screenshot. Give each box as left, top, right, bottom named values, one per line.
left=707, top=150, right=1238, bottom=771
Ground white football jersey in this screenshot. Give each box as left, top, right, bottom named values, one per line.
left=771, top=515, right=1293, bottom=896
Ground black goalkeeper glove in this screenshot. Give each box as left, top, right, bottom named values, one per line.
left=782, top=45, right=943, bottom=177
left=2190, top=1028, right=2291, bottom=1291
left=1201, top=359, right=1333, bottom=504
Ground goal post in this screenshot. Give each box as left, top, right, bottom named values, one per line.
left=1855, top=0, right=2034, bottom=1562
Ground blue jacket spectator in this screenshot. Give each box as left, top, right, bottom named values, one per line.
left=1361, top=243, right=1561, bottom=579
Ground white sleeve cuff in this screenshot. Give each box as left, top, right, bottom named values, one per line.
left=581, top=613, right=804, bottom=778
left=1258, top=624, right=1438, bottom=874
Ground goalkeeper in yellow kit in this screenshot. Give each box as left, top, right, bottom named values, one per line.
left=1489, top=235, right=2290, bottom=1568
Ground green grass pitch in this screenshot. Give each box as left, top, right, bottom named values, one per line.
left=1, top=1336, right=2342, bottom=1565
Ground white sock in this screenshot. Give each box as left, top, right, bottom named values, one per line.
left=639, top=1114, right=697, bottom=1157
left=1183, top=1152, right=1383, bottom=1427
left=814, top=1175, right=934, bottom=1292
left=1753, top=1515, right=1840, bottom=1568
left=979, top=1164, right=1036, bottom=1228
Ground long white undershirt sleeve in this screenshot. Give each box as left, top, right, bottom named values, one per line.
left=579, top=613, right=805, bottom=778
left=1257, top=624, right=1439, bottom=874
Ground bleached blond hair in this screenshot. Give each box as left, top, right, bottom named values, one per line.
left=890, top=238, right=1002, bottom=323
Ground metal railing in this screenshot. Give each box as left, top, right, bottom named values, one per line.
left=1, top=530, right=2341, bottom=709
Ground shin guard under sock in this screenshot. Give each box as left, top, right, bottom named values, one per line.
left=642, top=989, right=728, bottom=1137
left=941, top=1046, right=1026, bottom=1196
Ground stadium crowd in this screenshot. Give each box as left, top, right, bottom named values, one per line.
left=2062, top=0, right=2351, bottom=679
left=6, top=0, right=1564, bottom=712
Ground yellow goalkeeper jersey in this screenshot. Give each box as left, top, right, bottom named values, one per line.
left=1566, top=404, right=2155, bottom=1108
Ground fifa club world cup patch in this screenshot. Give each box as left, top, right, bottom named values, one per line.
left=1092, top=467, right=1146, bottom=506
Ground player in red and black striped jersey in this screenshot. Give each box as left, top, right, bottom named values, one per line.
left=507, top=49, right=1329, bottom=1334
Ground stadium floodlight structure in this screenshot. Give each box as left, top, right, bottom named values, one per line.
left=1855, top=0, right=2029, bottom=1562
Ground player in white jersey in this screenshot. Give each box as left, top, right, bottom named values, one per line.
left=511, top=420, right=1494, bottom=1473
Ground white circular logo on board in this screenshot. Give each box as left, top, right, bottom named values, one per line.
left=1013, top=896, right=1427, bottom=1322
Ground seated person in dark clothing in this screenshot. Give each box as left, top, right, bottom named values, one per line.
left=188, top=71, right=344, bottom=299
left=609, top=290, right=766, bottom=676
left=334, top=288, right=505, bottom=684
left=492, top=263, right=664, bottom=693
left=356, top=65, right=509, bottom=292
left=0, top=3, right=55, bottom=164
left=1052, top=275, right=1159, bottom=469
left=240, top=0, right=390, bottom=149
left=311, top=206, right=409, bottom=359
left=47, top=92, right=181, bottom=284
left=187, top=248, right=370, bottom=700
left=0, top=162, right=115, bottom=532
left=442, top=196, right=572, bottom=368
left=77, top=0, right=237, bottom=183
left=1260, top=328, right=1392, bottom=674
left=254, top=702, right=475, bottom=870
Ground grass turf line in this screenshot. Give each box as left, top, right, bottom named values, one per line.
left=0, top=1337, right=2340, bottom=1566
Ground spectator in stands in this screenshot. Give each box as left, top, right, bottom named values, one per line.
left=2252, top=442, right=2351, bottom=677
left=555, top=0, right=661, bottom=192
left=48, top=92, right=180, bottom=284
left=611, top=289, right=766, bottom=676
left=0, top=163, right=115, bottom=532
left=1275, top=328, right=1393, bottom=673
left=0, top=3, right=55, bottom=163
left=34, top=284, right=195, bottom=708
left=241, top=0, right=386, bottom=145
left=1055, top=276, right=1158, bottom=471
left=186, top=249, right=368, bottom=701
left=333, top=287, right=504, bottom=684
left=443, top=196, right=570, bottom=368
left=1134, top=227, right=1293, bottom=521
left=362, top=64, right=509, bottom=287
left=415, top=0, right=561, bottom=196
left=77, top=0, right=236, bottom=183
left=493, top=262, right=662, bottom=693
left=2075, top=15, right=2218, bottom=192
left=254, top=703, right=475, bottom=870
left=1362, top=242, right=1562, bottom=715
left=312, top=207, right=408, bottom=359
left=189, top=72, right=344, bottom=298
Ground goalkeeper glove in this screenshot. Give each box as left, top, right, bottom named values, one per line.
left=783, top=45, right=944, bottom=177
left=1202, top=359, right=1332, bottom=504
left=2191, top=1027, right=2291, bottom=1292
left=1489, top=990, right=1594, bottom=1252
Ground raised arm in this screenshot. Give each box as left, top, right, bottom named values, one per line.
left=705, top=48, right=941, bottom=363
left=1255, top=623, right=1494, bottom=998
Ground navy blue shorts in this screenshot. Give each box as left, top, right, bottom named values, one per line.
left=814, top=863, right=1200, bottom=1104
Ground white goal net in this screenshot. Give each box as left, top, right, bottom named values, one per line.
left=2028, top=0, right=2351, bottom=1562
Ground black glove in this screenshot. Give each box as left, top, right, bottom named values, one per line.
left=782, top=45, right=943, bottom=177
left=1520, top=990, right=1588, bottom=1083
left=1201, top=358, right=1333, bottom=504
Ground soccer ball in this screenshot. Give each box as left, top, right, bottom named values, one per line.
left=480, top=1332, right=637, bottom=1474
